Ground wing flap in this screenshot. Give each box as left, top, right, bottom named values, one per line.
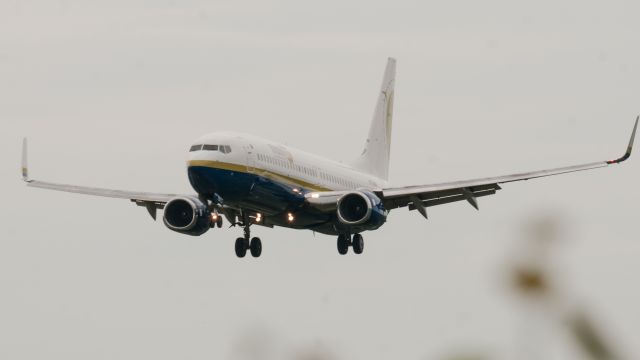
left=384, top=184, right=501, bottom=210
left=408, top=188, right=497, bottom=211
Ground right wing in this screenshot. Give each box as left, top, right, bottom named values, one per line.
left=21, top=139, right=192, bottom=220
left=379, top=116, right=638, bottom=219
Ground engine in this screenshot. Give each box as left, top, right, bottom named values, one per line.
left=336, top=191, right=387, bottom=231
left=162, top=196, right=211, bottom=236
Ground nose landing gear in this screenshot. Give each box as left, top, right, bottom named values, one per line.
left=211, top=212, right=224, bottom=228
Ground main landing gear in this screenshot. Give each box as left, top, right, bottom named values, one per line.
left=337, top=233, right=364, bottom=255
left=234, top=222, right=262, bottom=258
left=210, top=211, right=223, bottom=228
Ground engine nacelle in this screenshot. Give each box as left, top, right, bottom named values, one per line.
left=162, top=196, right=211, bottom=236
left=336, top=191, right=387, bottom=231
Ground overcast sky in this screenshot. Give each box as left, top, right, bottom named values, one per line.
left=1, top=1, right=639, bottom=359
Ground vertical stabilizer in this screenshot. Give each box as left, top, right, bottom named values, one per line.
left=351, top=58, right=396, bottom=180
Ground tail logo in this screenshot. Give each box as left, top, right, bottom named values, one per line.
left=385, top=89, right=394, bottom=152
left=382, top=84, right=394, bottom=153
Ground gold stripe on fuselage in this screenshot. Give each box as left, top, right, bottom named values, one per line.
left=187, top=160, right=332, bottom=192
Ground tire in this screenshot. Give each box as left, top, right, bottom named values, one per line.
left=250, top=237, right=262, bottom=258
left=235, top=237, right=247, bottom=258
left=337, top=234, right=349, bottom=255
left=352, top=233, right=364, bottom=254
left=216, top=216, right=223, bottom=228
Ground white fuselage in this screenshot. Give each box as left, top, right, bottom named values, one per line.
left=187, top=131, right=388, bottom=193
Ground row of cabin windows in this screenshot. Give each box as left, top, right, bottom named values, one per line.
left=189, top=144, right=232, bottom=154
left=256, top=153, right=358, bottom=188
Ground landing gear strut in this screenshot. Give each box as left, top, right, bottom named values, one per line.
left=337, top=233, right=364, bottom=255
left=234, top=217, right=262, bottom=258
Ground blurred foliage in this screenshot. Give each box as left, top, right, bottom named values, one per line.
left=568, top=312, right=617, bottom=360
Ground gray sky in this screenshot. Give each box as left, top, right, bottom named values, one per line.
left=1, top=1, right=639, bottom=359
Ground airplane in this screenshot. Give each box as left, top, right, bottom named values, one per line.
left=21, top=58, right=637, bottom=258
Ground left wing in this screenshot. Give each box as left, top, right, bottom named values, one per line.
left=380, top=116, right=638, bottom=219
left=21, top=139, right=191, bottom=220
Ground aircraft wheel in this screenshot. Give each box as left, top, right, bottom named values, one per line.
left=235, top=237, right=247, bottom=258
left=337, top=234, right=350, bottom=255
left=216, top=216, right=223, bottom=228
left=352, top=233, right=364, bottom=254
left=250, top=237, right=262, bottom=258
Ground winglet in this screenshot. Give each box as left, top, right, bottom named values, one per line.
left=21, top=138, right=30, bottom=182
left=607, top=115, right=638, bottom=164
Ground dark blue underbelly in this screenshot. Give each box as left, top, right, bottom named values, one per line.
left=188, top=166, right=381, bottom=235
left=188, top=166, right=307, bottom=216
left=188, top=166, right=341, bottom=233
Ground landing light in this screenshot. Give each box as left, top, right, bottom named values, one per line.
left=255, top=213, right=262, bottom=223
left=310, top=193, right=320, bottom=199
left=211, top=213, right=218, bottom=221
left=287, top=213, right=294, bottom=222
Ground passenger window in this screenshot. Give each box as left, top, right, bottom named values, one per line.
left=190, top=144, right=202, bottom=152
left=202, top=144, right=218, bottom=151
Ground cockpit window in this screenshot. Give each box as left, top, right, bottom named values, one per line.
left=198, top=144, right=232, bottom=154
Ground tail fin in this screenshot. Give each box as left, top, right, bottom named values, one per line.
left=351, top=58, right=396, bottom=180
